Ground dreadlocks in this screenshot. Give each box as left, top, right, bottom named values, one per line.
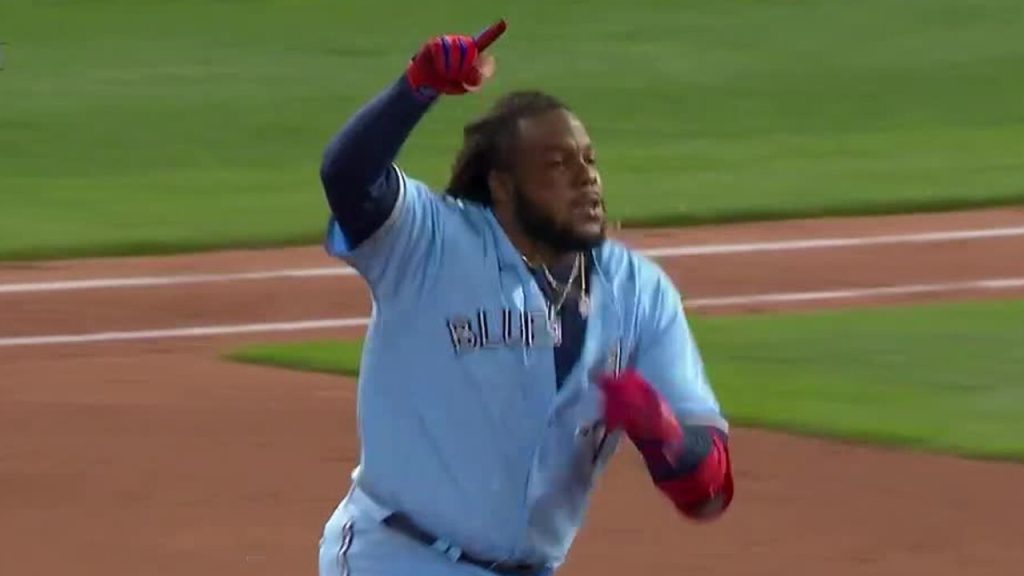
left=446, top=91, right=569, bottom=206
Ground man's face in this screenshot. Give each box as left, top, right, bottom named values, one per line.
left=507, top=108, right=606, bottom=253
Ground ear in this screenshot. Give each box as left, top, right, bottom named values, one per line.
left=488, top=170, right=514, bottom=208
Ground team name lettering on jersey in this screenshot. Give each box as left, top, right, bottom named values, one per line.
left=446, top=307, right=556, bottom=354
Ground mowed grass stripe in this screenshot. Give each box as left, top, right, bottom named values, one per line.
left=2, top=0, right=1024, bottom=259
left=228, top=299, right=1024, bottom=461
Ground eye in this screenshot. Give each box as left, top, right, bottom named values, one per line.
left=545, top=157, right=566, bottom=169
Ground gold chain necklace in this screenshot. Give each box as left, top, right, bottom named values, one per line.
left=522, top=252, right=591, bottom=319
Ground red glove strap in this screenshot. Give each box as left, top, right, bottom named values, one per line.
left=655, top=431, right=733, bottom=520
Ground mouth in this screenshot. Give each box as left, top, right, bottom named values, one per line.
left=573, top=196, right=604, bottom=222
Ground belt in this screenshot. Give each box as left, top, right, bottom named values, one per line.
left=381, top=512, right=545, bottom=576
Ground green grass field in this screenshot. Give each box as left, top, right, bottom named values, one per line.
left=228, top=299, right=1024, bottom=461
left=4, top=1, right=1024, bottom=259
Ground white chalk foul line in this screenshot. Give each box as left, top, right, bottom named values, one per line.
left=0, top=318, right=371, bottom=348
left=639, top=225, right=1024, bottom=258
left=0, top=266, right=357, bottom=295
left=2, top=277, right=1023, bottom=348
left=685, top=277, right=1024, bottom=309
left=2, top=225, right=1023, bottom=295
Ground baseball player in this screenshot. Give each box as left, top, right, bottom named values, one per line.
left=315, top=20, right=734, bottom=576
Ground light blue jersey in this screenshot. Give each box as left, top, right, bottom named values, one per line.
left=318, top=165, right=727, bottom=575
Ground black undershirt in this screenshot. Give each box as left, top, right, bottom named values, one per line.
left=525, top=255, right=590, bottom=390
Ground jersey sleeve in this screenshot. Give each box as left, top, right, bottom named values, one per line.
left=632, top=261, right=728, bottom=432
left=324, top=164, right=443, bottom=303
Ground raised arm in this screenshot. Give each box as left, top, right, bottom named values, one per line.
left=319, top=76, right=434, bottom=249
left=318, top=22, right=505, bottom=298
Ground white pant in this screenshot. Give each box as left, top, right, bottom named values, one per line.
left=318, top=486, right=554, bottom=576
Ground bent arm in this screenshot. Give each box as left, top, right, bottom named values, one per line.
left=631, top=266, right=734, bottom=520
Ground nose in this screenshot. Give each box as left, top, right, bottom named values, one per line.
left=572, top=156, right=599, bottom=189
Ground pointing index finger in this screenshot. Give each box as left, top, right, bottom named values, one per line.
left=474, top=19, right=507, bottom=51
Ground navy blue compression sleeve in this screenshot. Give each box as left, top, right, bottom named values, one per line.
left=319, top=76, right=435, bottom=248
left=634, top=426, right=727, bottom=480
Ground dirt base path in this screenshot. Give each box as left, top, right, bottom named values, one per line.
left=2, top=207, right=1024, bottom=576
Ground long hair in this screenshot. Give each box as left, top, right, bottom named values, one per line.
left=446, top=91, right=569, bottom=206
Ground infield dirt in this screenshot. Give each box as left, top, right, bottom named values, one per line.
left=2, top=207, right=1023, bottom=576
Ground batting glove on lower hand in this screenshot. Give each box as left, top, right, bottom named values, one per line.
left=599, top=370, right=684, bottom=448
left=405, top=20, right=505, bottom=98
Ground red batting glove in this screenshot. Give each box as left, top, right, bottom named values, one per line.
left=405, top=20, right=506, bottom=97
left=601, top=370, right=734, bottom=522
left=599, top=370, right=684, bottom=449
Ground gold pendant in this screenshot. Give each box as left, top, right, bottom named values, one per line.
left=549, top=308, right=562, bottom=346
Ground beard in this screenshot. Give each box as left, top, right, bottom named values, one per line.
left=512, top=184, right=607, bottom=253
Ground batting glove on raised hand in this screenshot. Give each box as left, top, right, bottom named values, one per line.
left=405, top=19, right=506, bottom=98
